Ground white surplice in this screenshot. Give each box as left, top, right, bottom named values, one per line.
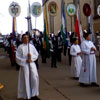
left=70, top=44, right=82, bottom=78
left=16, top=43, right=39, bottom=99
left=79, top=40, right=97, bottom=84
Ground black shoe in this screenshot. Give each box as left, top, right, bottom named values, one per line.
left=91, top=83, right=99, bottom=87
left=79, top=83, right=89, bottom=87
left=31, top=96, right=41, bottom=100
left=74, top=77, right=79, bottom=80
left=79, top=83, right=85, bottom=86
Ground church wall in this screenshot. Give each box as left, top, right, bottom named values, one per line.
left=46, top=0, right=100, bottom=34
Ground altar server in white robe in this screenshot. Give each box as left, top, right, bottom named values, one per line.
left=16, top=34, right=41, bottom=100
left=79, top=32, right=99, bottom=87
left=70, top=38, right=82, bottom=78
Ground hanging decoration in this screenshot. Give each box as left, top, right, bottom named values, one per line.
left=9, top=2, right=21, bottom=17
left=48, top=1, right=58, bottom=16
left=31, top=2, right=42, bottom=17
left=66, top=3, right=76, bottom=16
left=83, top=3, right=91, bottom=17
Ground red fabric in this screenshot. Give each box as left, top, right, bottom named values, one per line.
left=75, top=18, right=81, bottom=43
left=11, top=44, right=15, bottom=64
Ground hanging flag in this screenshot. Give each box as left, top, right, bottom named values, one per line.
left=75, top=3, right=83, bottom=43
left=8, top=2, right=21, bottom=66
left=42, top=0, right=50, bottom=57
left=61, top=0, right=69, bottom=46
left=88, top=1, right=95, bottom=43
left=42, top=0, right=49, bottom=6
left=11, top=17, right=16, bottom=65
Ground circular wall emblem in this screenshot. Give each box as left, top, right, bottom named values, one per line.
left=67, top=3, right=76, bottom=16
left=83, top=3, right=91, bottom=17
left=31, top=2, right=42, bottom=17
left=97, top=5, right=100, bottom=16
left=48, top=1, right=58, bottom=16
left=9, top=2, right=21, bottom=17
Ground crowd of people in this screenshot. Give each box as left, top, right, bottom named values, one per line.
left=1, top=29, right=100, bottom=100
left=3, top=30, right=69, bottom=70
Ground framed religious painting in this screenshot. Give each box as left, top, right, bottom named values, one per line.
left=48, top=1, right=58, bottom=16
left=94, top=0, right=100, bottom=19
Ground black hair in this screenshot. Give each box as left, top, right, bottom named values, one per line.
left=58, top=31, right=61, bottom=36
left=83, top=30, right=91, bottom=39
left=83, top=33, right=90, bottom=39
left=25, top=31, right=29, bottom=35
left=22, top=34, right=28, bottom=39
left=72, top=37, right=78, bottom=43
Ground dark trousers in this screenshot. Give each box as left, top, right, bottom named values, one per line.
left=64, top=45, right=67, bottom=56
left=51, top=52, right=57, bottom=68
left=68, top=48, right=72, bottom=66
left=41, top=48, right=46, bottom=63
left=57, top=49, right=62, bottom=62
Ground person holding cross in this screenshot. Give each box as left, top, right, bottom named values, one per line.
left=16, top=33, right=40, bottom=100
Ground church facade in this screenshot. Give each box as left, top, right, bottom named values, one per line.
left=45, top=0, right=100, bottom=34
